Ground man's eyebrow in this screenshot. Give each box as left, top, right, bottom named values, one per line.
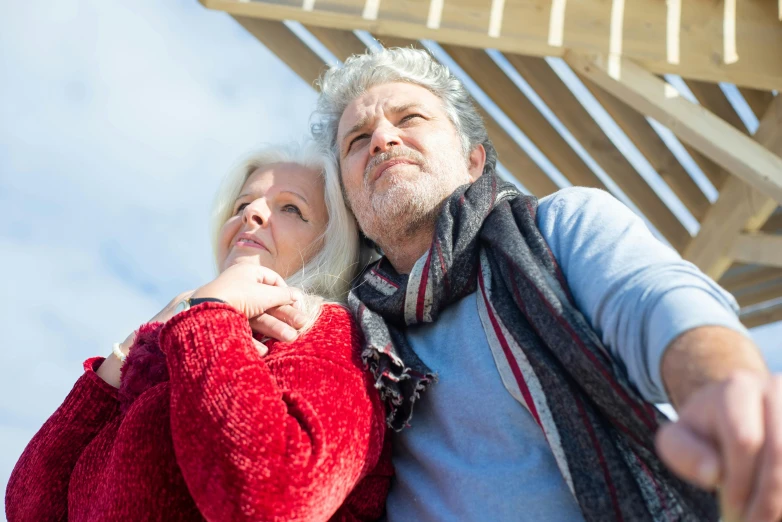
left=340, top=103, right=427, bottom=146
left=342, top=115, right=371, bottom=146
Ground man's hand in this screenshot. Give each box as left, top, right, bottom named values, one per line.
left=657, top=327, right=781, bottom=522
left=191, top=264, right=308, bottom=354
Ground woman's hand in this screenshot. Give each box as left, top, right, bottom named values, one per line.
left=191, top=264, right=309, bottom=353
left=97, top=290, right=195, bottom=388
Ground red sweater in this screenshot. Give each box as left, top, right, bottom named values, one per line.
left=6, top=303, right=392, bottom=521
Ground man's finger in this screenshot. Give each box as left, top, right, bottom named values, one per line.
left=718, top=373, right=765, bottom=518
left=250, top=313, right=297, bottom=343
left=656, top=421, right=721, bottom=490
left=745, top=376, right=782, bottom=522
left=267, top=305, right=308, bottom=330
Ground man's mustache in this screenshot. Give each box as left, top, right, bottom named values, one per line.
left=364, top=148, right=426, bottom=182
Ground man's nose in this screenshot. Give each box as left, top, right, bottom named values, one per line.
left=242, top=199, right=271, bottom=227
left=370, top=123, right=401, bottom=156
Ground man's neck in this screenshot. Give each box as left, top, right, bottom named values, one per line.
left=379, top=225, right=435, bottom=275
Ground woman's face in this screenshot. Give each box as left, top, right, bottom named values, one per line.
left=217, top=162, right=329, bottom=278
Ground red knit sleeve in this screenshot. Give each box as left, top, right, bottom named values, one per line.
left=160, top=302, right=387, bottom=522
left=5, top=358, right=120, bottom=522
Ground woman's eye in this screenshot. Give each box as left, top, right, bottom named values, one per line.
left=283, top=204, right=308, bottom=222
left=234, top=202, right=249, bottom=215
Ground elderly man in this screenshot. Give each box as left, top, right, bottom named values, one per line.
left=312, top=48, right=781, bottom=522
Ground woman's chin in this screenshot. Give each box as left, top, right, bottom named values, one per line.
left=226, top=255, right=269, bottom=270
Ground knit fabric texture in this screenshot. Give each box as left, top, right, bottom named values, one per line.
left=349, top=173, right=717, bottom=521
left=6, top=303, right=392, bottom=522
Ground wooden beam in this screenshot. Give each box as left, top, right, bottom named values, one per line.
left=741, top=303, right=782, bottom=328
left=577, top=73, right=711, bottom=223
left=731, top=233, right=782, bottom=269
left=201, top=0, right=782, bottom=91
left=736, top=280, right=782, bottom=308
left=762, top=212, right=782, bottom=233
left=685, top=80, right=749, bottom=134
left=232, top=16, right=325, bottom=87
left=683, top=96, right=782, bottom=279
left=720, top=266, right=782, bottom=295
left=740, top=89, right=777, bottom=122
left=567, top=53, right=782, bottom=205
left=441, top=45, right=606, bottom=192
left=499, top=53, right=692, bottom=250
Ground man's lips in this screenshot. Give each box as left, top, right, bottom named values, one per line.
left=235, top=233, right=269, bottom=252
left=370, top=159, right=416, bottom=183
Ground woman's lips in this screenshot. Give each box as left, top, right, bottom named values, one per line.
left=235, top=235, right=268, bottom=251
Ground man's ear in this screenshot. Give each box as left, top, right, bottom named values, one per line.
left=468, top=144, right=486, bottom=181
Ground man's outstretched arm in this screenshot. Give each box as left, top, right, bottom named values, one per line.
left=658, top=326, right=781, bottom=522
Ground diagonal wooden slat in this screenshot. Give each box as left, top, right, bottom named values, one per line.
left=740, top=89, right=777, bottom=122
left=440, top=45, right=606, bottom=191
left=762, top=212, right=782, bottom=232
left=685, top=80, right=749, bottom=134
left=578, top=77, right=719, bottom=218
left=502, top=54, right=693, bottom=250
left=736, top=280, right=782, bottom=308
left=201, top=0, right=782, bottom=91
left=304, top=27, right=558, bottom=197
left=683, top=96, right=782, bottom=279
left=731, top=233, right=782, bottom=269
left=741, top=303, right=782, bottom=328
left=232, top=16, right=326, bottom=88
left=720, top=266, right=782, bottom=295
left=567, top=53, right=782, bottom=205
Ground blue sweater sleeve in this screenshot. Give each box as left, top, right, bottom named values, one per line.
left=536, top=187, right=749, bottom=403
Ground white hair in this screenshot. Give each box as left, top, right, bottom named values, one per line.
left=311, top=46, right=497, bottom=175
left=210, top=141, right=361, bottom=329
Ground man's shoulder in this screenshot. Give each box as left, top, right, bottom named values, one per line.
left=536, top=187, right=624, bottom=226
left=537, top=186, right=615, bottom=212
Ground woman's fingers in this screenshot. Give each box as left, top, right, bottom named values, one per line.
left=268, top=305, right=308, bottom=330
left=250, top=313, right=298, bottom=343
left=251, top=337, right=269, bottom=357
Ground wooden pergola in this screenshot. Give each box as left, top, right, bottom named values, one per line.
left=201, top=0, right=782, bottom=328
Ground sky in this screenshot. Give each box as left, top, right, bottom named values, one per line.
left=1, top=0, right=781, bottom=512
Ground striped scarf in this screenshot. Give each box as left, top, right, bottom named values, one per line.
left=348, top=173, right=718, bottom=521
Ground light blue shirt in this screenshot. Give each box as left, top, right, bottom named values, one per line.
left=386, top=187, right=746, bottom=522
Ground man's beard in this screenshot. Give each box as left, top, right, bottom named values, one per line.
left=350, top=149, right=471, bottom=247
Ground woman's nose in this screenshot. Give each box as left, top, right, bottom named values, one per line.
left=242, top=199, right=271, bottom=227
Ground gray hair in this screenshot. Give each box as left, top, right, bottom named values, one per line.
left=311, top=47, right=497, bottom=175
left=211, top=141, right=361, bottom=324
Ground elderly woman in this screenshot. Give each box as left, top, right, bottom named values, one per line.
left=6, top=142, right=392, bottom=521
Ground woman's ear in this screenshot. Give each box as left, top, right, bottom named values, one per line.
left=468, top=144, right=486, bottom=182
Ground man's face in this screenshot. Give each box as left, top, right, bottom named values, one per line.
left=336, top=82, right=484, bottom=245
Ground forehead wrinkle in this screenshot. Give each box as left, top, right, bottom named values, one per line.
left=340, top=99, right=430, bottom=145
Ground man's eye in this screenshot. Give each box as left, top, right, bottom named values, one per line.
left=234, top=203, right=249, bottom=215
left=347, top=134, right=369, bottom=152
left=401, top=113, right=423, bottom=123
